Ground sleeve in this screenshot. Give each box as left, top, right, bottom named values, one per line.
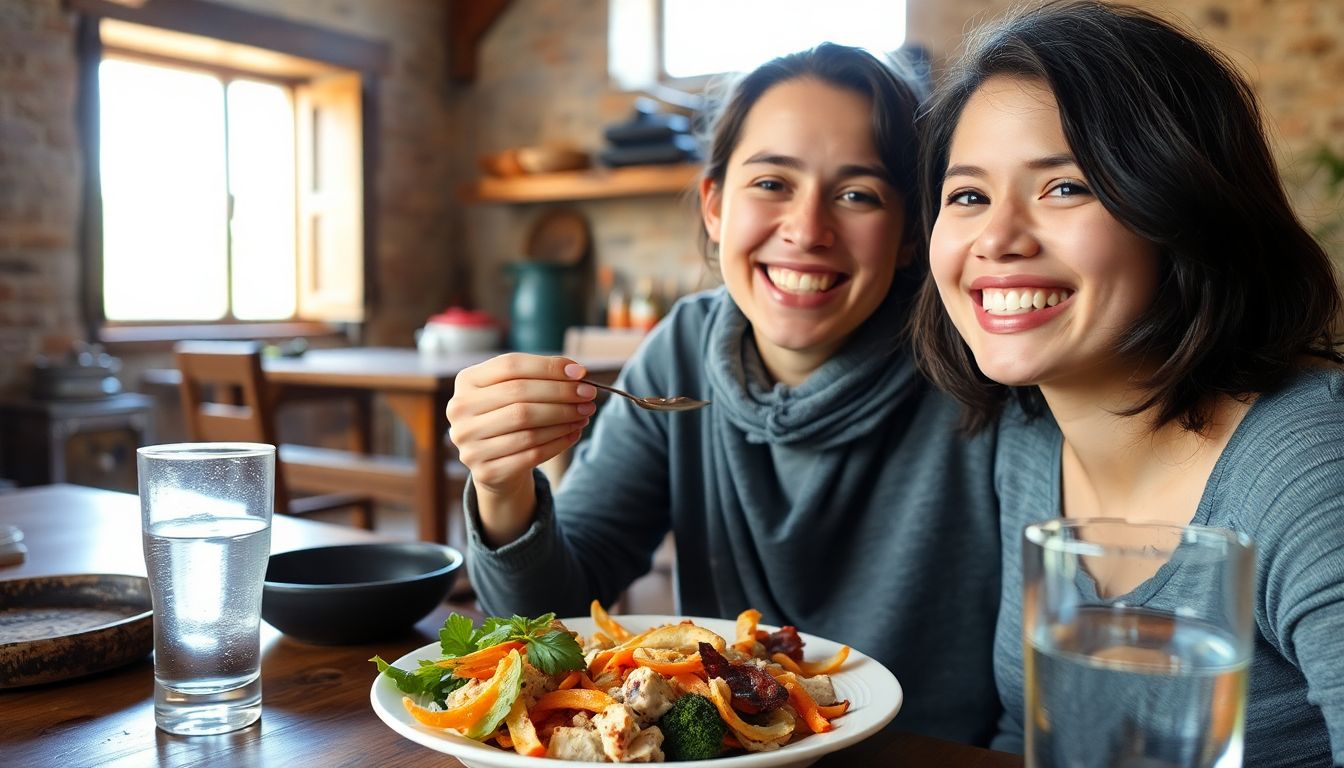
left=1244, top=394, right=1344, bottom=765
left=465, top=311, right=692, bottom=619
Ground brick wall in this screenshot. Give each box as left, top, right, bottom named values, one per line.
left=0, top=0, right=459, bottom=396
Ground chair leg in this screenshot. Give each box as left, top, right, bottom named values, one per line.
left=351, top=499, right=374, bottom=530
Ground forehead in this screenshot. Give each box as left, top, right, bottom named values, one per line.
left=731, top=77, right=878, bottom=159
left=948, top=75, right=1067, bottom=158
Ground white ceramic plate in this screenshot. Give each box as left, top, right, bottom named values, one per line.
left=370, top=615, right=902, bottom=768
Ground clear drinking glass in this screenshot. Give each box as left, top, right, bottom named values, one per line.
left=138, top=442, right=274, bottom=735
left=1023, top=519, right=1255, bottom=768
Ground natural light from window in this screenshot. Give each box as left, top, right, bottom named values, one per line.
left=100, top=59, right=296, bottom=322
left=661, top=0, right=906, bottom=78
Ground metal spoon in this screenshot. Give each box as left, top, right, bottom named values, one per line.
left=581, top=379, right=710, bottom=412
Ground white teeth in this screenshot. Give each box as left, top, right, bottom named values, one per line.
left=765, top=266, right=837, bottom=294
left=980, top=287, right=1072, bottom=315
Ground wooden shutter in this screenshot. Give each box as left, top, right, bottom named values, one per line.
left=295, top=71, right=364, bottom=322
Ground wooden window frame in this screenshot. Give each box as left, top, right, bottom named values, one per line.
left=71, top=0, right=389, bottom=348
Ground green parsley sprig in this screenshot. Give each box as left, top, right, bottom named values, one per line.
left=372, top=612, right=585, bottom=705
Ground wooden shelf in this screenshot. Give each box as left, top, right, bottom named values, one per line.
left=460, top=163, right=701, bottom=204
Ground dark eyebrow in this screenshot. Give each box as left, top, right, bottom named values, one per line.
left=742, top=151, right=891, bottom=183
left=944, top=154, right=1079, bottom=182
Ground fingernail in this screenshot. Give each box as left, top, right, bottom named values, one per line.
left=576, top=383, right=596, bottom=398
left=577, top=402, right=596, bottom=416
left=563, top=363, right=584, bottom=379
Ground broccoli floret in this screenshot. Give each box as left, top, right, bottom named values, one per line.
left=658, top=693, right=728, bottom=761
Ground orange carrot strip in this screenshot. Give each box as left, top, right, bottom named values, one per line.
left=403, top=649, right=522, bottom=730
left=590, top=599, right=633, bottom=642
left=592, top=646, right=637, bottom=677
left=433, top=640, right=526, bottom=671
left=816, top=701, right=850, bottom=719
left=505, top=697, right=546, bottom=757
left=671, top=672, right=710, bottom=698
left=495, top=731, right=513, bottom=748
left=632, top=648, right=704, bottom=677
left=770, top=652, right=804, bottom=675
left=776, top=673, right=833, bottom=734
left=578, top=673, right=603, bottom=691
left=722, top=732, right=742, bottom=750
left=529, top=687, right=615, bottom=716
left=798, top=646, right=850, bottom=676
left=556, top=671, right=582, bottom=690
left=732, top=609, right=762, bottom=653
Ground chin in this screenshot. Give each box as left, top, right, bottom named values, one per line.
left=971, top=354, right=1041, bottom=388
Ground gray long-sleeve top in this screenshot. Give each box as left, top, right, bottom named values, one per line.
left=992, top=367, right=1344, bottom=766
left=464, top=285, right=1004, bottom=746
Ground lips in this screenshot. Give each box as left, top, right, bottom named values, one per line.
left=968, top=275, right=1074, bottom=332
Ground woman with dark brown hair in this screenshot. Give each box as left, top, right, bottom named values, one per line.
left=911, top=2, right=1344, bottom=764
left=448, top=43, right=1003, bottom=745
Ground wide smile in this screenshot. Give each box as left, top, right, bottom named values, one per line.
left=757, top=264, right=849, bottom=308
left=969, top=282, right=1075, bottom=332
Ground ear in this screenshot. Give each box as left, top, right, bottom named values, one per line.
left=699, top=176, right=723, bottom=244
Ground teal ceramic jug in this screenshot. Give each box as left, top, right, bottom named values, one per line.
left=507, top=261, right=583, bottom=353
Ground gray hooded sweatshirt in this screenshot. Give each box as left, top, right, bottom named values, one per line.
left=465, top=280, right=1003, bottom=746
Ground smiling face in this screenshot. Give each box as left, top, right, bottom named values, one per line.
left=929, top=76, right=1161, bottom=395
left=701, top=77, right=906, bottom=385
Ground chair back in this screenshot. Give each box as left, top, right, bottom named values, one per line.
left=174, top=341, right=290, bottom=511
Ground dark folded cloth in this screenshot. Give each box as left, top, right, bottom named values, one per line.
left=599, top=134, right=700, bottom=167
left=604, top=112, right=692, bottom=146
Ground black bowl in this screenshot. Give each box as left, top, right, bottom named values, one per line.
left=263, top=542, right=462, bottom=645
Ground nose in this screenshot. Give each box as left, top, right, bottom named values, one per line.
left=972, top=199, right=1040, bottom=261
left=780, top=188, right=835, bottom=251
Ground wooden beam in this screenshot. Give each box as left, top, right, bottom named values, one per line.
left=67, top=0, right=391, bottom=74
left=448, top=0, right=511, bottom=83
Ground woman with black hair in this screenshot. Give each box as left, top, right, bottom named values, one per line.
left=911, top=1, right=1344, bottom=764
left=448, top=43, right=1003, bottom=745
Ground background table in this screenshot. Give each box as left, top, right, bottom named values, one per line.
left=0, top=484, right=1021, bottom=767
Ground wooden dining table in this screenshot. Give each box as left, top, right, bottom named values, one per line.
left=153, top=346, right=627, bottom=545
left=0, top=484, right=1022, bottom=767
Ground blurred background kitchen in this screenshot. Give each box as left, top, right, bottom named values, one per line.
left=0, top=0, right=1340, bottom=553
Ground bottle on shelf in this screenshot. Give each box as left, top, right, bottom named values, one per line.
left=629, top=276, right=661, bottom=333
left=605, top=269, right=631, bottom=329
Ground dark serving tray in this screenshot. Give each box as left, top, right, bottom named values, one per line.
left=0, top=573, right=153, bottom=688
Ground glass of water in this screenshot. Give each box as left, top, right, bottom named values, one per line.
left=138, top=443, right=274, bottom=736
left=1023, top=519, right=1255, bottom=768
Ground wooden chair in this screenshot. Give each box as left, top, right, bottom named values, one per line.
left=174, top=341, right=375, bottom=529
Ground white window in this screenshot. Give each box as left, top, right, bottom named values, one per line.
left=89, top=14, right=372, bottom=333
left=100, top=59, right=297, bottom=322
left=610, top=0, right=907, bottom=88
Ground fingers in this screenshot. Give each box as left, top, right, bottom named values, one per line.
left=465, top=425, right=585, bottom=489
left=446, top=352, right=598, bottom=491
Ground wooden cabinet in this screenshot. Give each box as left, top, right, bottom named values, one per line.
left=460, top=163, right=701, bottom=204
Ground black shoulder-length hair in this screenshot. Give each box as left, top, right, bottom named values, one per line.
left=910, top=0, right=1342, bottom=434
left=698, top=42, right=928, bottom=264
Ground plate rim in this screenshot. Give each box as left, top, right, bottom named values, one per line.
left=369, top=614, right=903, bottom=767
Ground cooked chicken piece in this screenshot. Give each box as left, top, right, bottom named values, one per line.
left=518, top=661, right=555, bottom=708
left=546, top=725, right=606, bottom=761
left=620, top=667, right=676, bottom=725
left=593, top=702, right=638, bottom=762
left=441, top=677, right=488, bottom=710
left=623, top=725, right=665, bottom=763
left=799, top=673, right=837, bottom=706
